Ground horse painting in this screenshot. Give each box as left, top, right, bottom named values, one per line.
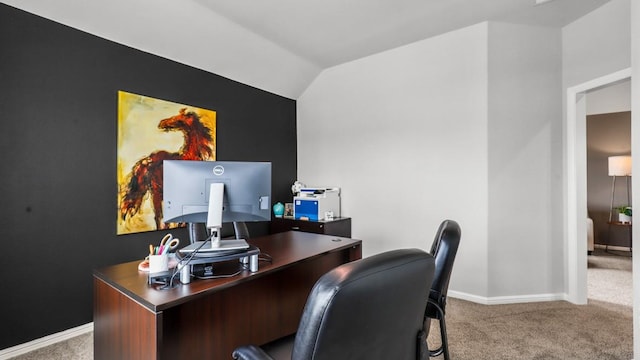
left=117, top=92, right=216, bottom=235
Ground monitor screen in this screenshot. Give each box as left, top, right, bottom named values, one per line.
left=162, top=160, right=271, bottom=224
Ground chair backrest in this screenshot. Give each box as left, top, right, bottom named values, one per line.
left=233, top=221, right=250, bottom=240
left=292, top=249, right=435, bottom=360
left=429, top=220, right=461, bottom=302
left=188, top=221, right=250, bottom=243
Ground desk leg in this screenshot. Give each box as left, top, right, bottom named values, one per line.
left=94, top=278, right=162, bottom=360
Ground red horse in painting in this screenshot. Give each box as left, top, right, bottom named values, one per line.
left=120, top=108, right=214, bottom=229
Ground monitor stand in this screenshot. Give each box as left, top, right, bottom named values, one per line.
left=209, top=226, right=249, bottom=250
left=179, top=240, right=250, bottom=254
left=181, top=226, right=249, bottom=254
left=185, top=223, right=249, bottom=252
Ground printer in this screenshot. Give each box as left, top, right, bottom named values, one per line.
left=294, top=187, right=340, bottom=221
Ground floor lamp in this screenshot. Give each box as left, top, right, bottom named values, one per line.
left=608, top=155, right=632, bottom=223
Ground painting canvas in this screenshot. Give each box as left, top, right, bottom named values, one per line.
left=117, top=91, right=216, bottom=235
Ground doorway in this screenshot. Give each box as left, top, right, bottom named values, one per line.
left=566, top=68, right=631, bottom=304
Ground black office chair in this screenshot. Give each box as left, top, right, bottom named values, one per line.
left=232, top=221, right=250, bottom=240
left=188, top=221, right=250, bottom=244
left=425, top=220, right=461, bottom=360
left=232, top=248, right=436, bottom=360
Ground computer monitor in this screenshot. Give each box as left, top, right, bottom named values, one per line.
left=162, top=160, right=271, bottom=247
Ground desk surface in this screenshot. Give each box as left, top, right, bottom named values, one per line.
left=94, top=231, right=362, bottom=312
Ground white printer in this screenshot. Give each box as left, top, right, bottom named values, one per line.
left=293, top=187, right=340, bottom=221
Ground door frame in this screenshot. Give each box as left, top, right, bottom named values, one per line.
left=565, top=67, right=631, bottom=304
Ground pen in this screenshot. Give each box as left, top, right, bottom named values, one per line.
left=150, top=244, right=154, bottom=255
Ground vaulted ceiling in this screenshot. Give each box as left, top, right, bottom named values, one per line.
left=3, top=0, right=610, bottom=98
left=194, top=0, right=609, bottom=67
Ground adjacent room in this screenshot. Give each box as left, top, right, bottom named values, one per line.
left=0, top=0, right=638, bottom=359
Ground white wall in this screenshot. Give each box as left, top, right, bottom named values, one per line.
left=487, top=22, right=563, bottom=298
left=586, top=80, right=631, bottom=115
left=562, top=0, right=631, bottom=89
left=561, top=0, right=634, bottom=350
left=298, top=20, right=565, bottom=302
left=299, top=17, right=610, bottom=303
left=297, top=23, right=490, bottom=298
left=561, top=0, right=631, bottom=301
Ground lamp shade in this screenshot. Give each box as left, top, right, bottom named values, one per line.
left=608, top=155, right=632, bottom=176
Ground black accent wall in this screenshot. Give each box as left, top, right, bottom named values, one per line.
left=0, top=4, right=297, bottom=349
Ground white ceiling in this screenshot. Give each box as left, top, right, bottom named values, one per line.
left=193, top=0, right=609, bottom=67
left=3, top=0, right=611, bottom=98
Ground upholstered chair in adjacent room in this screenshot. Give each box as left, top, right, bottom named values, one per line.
left=425, top=220, right=461, bottom=360
left=232, top=248, right=436, bottom=360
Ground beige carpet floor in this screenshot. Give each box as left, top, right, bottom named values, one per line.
left=428, top=247, right=633, bottom=359
left=429, top=297, right=632, bottom=359
left=8, top=332, right=92, bottom=360
left=587, top=248, right=632, bottom=307
left=9, top=248, right=633, bottom=359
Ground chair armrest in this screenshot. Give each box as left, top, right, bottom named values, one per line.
left=232, top=345, right=276, bottom=360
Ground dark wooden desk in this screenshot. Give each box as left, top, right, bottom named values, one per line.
left=93, top=231, right=362, bottom=360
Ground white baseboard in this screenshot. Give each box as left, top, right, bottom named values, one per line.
left=594, top=244, right=631, bottom=252
left=0, top=322, right=93, bottom=360
left=449, top=290, right=566, bottom=305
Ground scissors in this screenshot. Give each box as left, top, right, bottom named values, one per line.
left=158, top=233, right=180, bottom=254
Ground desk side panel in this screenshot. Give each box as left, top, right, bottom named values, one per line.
left=94, top=277, right=160, bottom=360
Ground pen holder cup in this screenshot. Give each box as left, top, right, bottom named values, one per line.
left=149, top=254, right=169, bottom=273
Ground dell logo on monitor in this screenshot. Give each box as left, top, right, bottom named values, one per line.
left=212, top=165, right=225, bottom=176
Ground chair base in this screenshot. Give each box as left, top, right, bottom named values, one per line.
left=427, top=299, right=450, bottom=360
